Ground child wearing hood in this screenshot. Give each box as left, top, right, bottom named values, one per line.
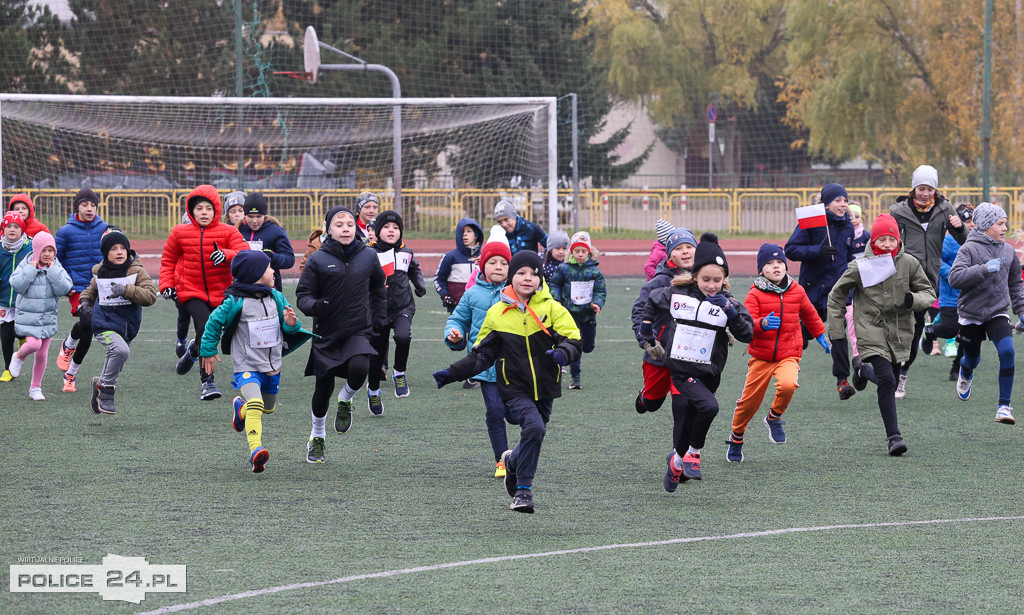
left=434, top=217, right=482, bottom=313
left=0, top=212, right=33, bottom=381
left=6, top=193, right=50, bottom=238
left=77, top=229, right=157, bottom=414
left=549, top=231, right=606, bottom=390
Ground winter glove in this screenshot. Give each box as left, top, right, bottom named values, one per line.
left=986, top=258, right=1002, bottom=273
left=546, top=348, right=569, bottom=366
left=1016, top=316, right=1024, bottom=335
left=210, top=242, right=226, bottom=266
left=441, top=295, right=455, bottom=309
left=76, top=301, right=93, bottom=321
left=109, top=282, right=127, bottom=298
left=820, top=244, right=837, bottom=258
left=161, top=287, right=177, bottom=301
left=902, top=291, right=914, bottom=309
left=639, top=321, right=655, bottom=344
left=415, top=286, right=427, bottom=298
left=815, top=333, right=831, bottom=354
left=706, top=293, right=737, bottom=318
left=432, top=369, right=453, bottom=389
left=643, top=340, right=666, bottom=360
left=761, top=311, right=781, bottom=331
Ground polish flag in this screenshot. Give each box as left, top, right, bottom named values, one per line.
left=377, top=249, right=395, bottom=276
left=796, top=204, right=828, bottom=229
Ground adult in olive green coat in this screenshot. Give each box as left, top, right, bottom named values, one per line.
left=888, top=164, right=966, bottom=397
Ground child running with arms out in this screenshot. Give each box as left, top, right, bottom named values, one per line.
left=826, top=214, right=935, bottom=455
left=726, top=244, right=829, bottom=462
left=77, top=229, right=157, bottom=414
left=640, top=235, right=753, bottom=491
left=947, top=203, right=1024, bottom=424
left=549, top=231, right=606, bottom=390
left=200, top=250, right=311, bottom=472
left=433, top=251, right=582, bottom=513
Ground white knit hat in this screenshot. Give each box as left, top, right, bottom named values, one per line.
left=655, top=219, right=674, bottom=245
left=911, top=165, right=938, bottom=190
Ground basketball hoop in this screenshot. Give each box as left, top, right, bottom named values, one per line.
left=303, top=26, right=321, bottom=84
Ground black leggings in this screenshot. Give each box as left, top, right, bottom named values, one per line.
left=70, top=318, right=92, bottom=364
left=311, top=355, right=371, bottom=418
left=1, top=320, right=15, bottom=369
left=863, top=356, right=902, bottom=438
left=671, top=376, right=720, bottom=453
left=183, top=299, right=213, bottom=381
left=903, top=309, right=928, bottom=373
left=368, top=314, right=412, bottom=390
left=175, top=302, right=191, bottom=341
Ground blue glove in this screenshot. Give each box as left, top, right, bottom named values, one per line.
left=432, top=369, right=452, bottom=389
left=639, top=321, right=655, bottom=343
left=546, top=348, right=569, bottom=366
left=986, top=258, right=1001, bottom=273
left=761, top=311, right=780, bottom=331
left=816, top=334, right=831, bottom=354
left=705, top=293, right=728, bottom=308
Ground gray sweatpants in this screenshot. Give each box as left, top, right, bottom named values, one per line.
left=94, top=330, right=131, bottom=387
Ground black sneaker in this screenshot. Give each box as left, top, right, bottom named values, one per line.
left=887, top=435, right=908, bottom=457
left=367, top=391, right=384, bottom=416
left=462, top=379, right=480, bottom=390
left=920, top=334, right=935, bottom=355
left=175, top=339, right=197, bottom=375
left=306, top=437, right=326, bottom=463
left=90, top=377, right=101, bottom=414
left=569, top=377, right=582, bottom=390
left=949, top=361, right=959, bottom=382
left=838, top=380, right=856, bottom=400
left=510, top=489, right=534, bottom=514
left=501, top=450, right=517, bottom=497
left=851, top=365, right=869, bottom=391
left=635, top=388, right=647, bottom=414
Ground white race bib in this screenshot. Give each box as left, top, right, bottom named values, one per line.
left=247, top=239, right=264, bottom=251
left=570, top=280, right=594, bottom=305
left=670, top=323, right=717, bottom=364
left=695, top=300, right=729, bottom=327
left=97, top=274, right=138, bottom=306
left=669, top=294, right=700, bottom=320
left=0, top=306, right=13, bottom=323
left=395, top=251, right=412, bottom=273
left=247, top=315, right=281, bottom=349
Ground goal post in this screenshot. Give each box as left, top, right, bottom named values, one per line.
left=0, top=94, right=559, bottom=232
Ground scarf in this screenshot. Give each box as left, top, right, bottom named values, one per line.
left=852, top=223, right=866, bottom=239
left=753, top=275, right=791, bottom=295
left=224, top=282, right=272, bottom=299
left=2, top=235, right=26, bottom=254
left=96, top=251, right=136, bottom=279
left=913, top=196, right=935, bottom=213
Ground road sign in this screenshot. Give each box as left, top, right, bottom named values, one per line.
left=706, top=104, right=718, bottom=123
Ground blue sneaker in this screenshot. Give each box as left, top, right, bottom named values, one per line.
left=175, top=338, right=187, bottom=358
left=956, top=368, right=973, bottom=401
left=726, top=439, right=744, bottom=462
left=200, top=378, right=222, bottom=401
left=681, top=451, right=702, bottom=480
left=249, top=447, right=269, bottom=473
left=175, top=339, right=197, bottom=375
left=394, top=374, right=410, bottom=398
left=664, top=452, right=683, bottom=492
left=764, top=416, right=787, bottom=444
left=232, top=397, right=246, bottom=432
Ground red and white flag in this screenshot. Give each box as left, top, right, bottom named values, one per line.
left=377, top=249, right=395, bottom=276
left=795, top=203, right=828, bottom=229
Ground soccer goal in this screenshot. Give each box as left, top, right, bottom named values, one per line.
left=0, top=94, right=559, bottom=230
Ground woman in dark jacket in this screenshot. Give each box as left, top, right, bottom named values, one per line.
left=295, top=206, right=387, bottom=463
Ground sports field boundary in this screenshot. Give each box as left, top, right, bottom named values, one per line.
left=137, top=514, right=1024, bottom=614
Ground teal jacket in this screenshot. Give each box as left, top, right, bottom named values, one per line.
left=200, top=287, right=314, bottom=361
left=444, top=273, right=506, bottom=382
left=1, top=236, right=33, bottom=308
left=549, top=256, right=607, bottom=321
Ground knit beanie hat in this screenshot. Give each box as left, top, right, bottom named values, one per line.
left=508, top=250, right=543, bottom=280
left=231, top=249, right=272, bottom=285
left=480, top=225, right=512, bottom=266
left=324, top=205, right=355, bottom=228
left=494, top=199, right=517, bottom=221
left=820, top=183, right=848, bottom=208
left=546, top=229, right=569, bottom=251
left=665, top=227, right=697, bottom=256
left=366, top=218, right=377, bottom=231
left=655, top=218, right=674, bottom=245
left=569, top=231, right=593, bottom=255
left=756, top=243, right=787, bottom=273
left=354, top=191, right=379, bottom=213
left=243, top=192, right=268, bottom=216
left=869, top=213, right=901, bottom=256
left=374, top=210, right=404, bottom=237
left=911, top=165, right=939, bottom=190
left=101, top=228, right=130, bottom=258
left=691, top=232, right=728, bottom=277
left=2, top=211, right=25, bottom=233
left=224, top=191, right=246, bottom=213
left=32, top=231, right=56, bottom=263
left=972, top=202, right=1007, bottom=231
left=74, top=188, right=99, bottom=212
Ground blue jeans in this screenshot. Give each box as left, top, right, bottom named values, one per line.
left=480, top=381, right=519, bottom=462
left=503, top=396, right=553, bottom=488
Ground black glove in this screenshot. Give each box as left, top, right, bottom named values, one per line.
left=433, top=369, right=453, bottom=389
left=210, top=242, right=226, bottom=266
left=109, top=282, right=127, bottom=298
left=820, top=245, right=837, bottom=258
left=77, top=301, right=93, bottom=321
left=903, top=291, right=914, bottom=309
left=546, top=348, right=569, bottom=366
left=441, top=295, right=455, bottom=308
left=415, top=286, right=427, bottom=298
left=161, top=287, right=177, bottom=301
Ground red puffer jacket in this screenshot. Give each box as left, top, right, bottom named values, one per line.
left=159, top=185, right=249, bottom=307
left=744, top=277, right=825, bottom=362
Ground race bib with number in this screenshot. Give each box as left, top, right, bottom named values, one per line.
left=247, top=315, right=282, bottom=348
left=97, top=274, right=138, bottom=306
left=670, top=323, right=717, bottom=364
left=247, top=239, right=264, bottom=251
left=395, top=251, right=412, bottom=273
left=570, top=280, right=594, bottom=305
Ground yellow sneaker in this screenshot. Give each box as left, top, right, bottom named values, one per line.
left=0, top=370, right=12, bottom=382
left=494, top=460, right=506, bottom=478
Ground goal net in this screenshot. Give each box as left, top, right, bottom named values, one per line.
left=0, top=95, right=557, bottom=233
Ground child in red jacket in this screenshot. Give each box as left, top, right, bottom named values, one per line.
left=726, top=244, right=830, bottom=462
left=159, top=185, right=249, bottom=400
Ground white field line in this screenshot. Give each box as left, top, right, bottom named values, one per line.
left=137, top=515, right=1024, bottom=615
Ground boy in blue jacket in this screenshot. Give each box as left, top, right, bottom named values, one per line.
left=494, top=199, right=547, bottom=256
left=434, top=217, right=482, bottom=313
left=549, top=231, right=607, bottom=390
left=235, top=193, right=295, bottom=292
left=444, top=234, right=518, bottom=478
left=55, top=188, right=109, bottom=392
left=1, top=212, right=33, bottom=381
left=200, top=250, right=311, bottom=473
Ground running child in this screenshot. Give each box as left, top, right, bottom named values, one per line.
left=434, top=217, right=482, bottom=313
left=644, top=219, right=675, bottom=281
left=549, top=231, right=606, bottom=390
left=542, top=230, right=569, bottom=284
left=826, top=213, right=935, bottom=456
left=1, top=212, right=33, bottom=382
left=354, top=191, right=380, bottom=244
left=640, top=235, right=753, bottom=491
left=947, top=203, right=1024, bottom=425
left=200, top=250, right=311, bottom=472
left=922, top=204, right=974, bottom=380
left=726, top=244, right=829, bottom=462
left=77, top=229, right=157, bottom=414
left=366, top=210, right=426, bottom=411
left=159, top=185, right=250, bottom=400
left=236, top=192, right=295, bottom=292
left=7, top=231, right=73, bottom=400
left=494, top=199, right=547, bottom=255
left=443, top=232, right=519, bottom=478
left=224, top=191, right=246, bottom=227
left=6, top=193, right=50, bottom=238
left=433, top=250, right=582, bottom=513
left=295, top=205, right=386, bottom=461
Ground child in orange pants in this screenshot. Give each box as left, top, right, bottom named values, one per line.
left=727, top=244, right=829, bottom=462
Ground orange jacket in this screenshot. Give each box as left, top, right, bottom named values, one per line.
left=744, top=278, right=825, bottom=362
left=6, top=193, right=51, bottom=238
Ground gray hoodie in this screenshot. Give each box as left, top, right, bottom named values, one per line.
left=947, top=228, right=1024, bottom=324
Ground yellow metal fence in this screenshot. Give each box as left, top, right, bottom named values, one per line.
left=11, top=187, right=1024, bottom=238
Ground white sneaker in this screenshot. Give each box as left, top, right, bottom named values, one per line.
left=28, top=387, right=45, bottom=401
left=956, top=368, right=973, bottom=401
left=995, top=405, right=1016, bottom=425
left=894, top=373, right=908, bottom=399
left=9, top=353, right=24, bottom=378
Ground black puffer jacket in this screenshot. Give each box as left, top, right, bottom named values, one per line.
left=369, top=241, right=426, bottom=323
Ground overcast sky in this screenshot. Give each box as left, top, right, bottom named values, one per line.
left=34, top=0, right=73, bottom=22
